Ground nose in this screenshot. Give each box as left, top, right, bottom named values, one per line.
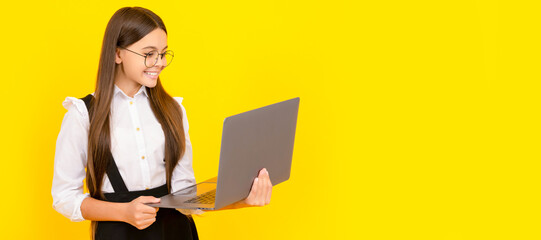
left=154, top=55, right=166, bottom=67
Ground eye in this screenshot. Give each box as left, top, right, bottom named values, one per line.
left=145, top=51, right=158, bottom=57
left=163, top=51, right=173, bottom=58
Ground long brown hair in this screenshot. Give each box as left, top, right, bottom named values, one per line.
left=87, top=6, right=185, bottom=238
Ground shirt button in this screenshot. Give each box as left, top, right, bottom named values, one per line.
left=145, top=187, right=149, bottom=190
left=136, top=127, right=140, bottom=131
left=130, top=101, right=133, bottom=105
left=141, top=156, right=145, bottom=160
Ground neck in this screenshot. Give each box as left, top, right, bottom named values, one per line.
left=114, top=70, right=141, bottom=98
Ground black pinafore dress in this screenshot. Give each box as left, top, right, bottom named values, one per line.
left=80, top=94, right=199, bottom=240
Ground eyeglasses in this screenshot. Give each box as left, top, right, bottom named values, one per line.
left=118, top=46, right=174, bottom=68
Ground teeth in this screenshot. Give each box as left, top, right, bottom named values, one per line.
left=145, top=72, right=158, bottom=76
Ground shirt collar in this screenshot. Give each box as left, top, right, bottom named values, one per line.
left=114, top=84, right=149, bottom=99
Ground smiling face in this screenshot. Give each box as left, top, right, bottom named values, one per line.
left=114, top=28, right=168, bottom=95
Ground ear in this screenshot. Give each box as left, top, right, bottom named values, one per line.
left=115, top=48, right=122, bottom=64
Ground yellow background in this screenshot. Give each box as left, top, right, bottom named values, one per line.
left=0, top=0, right=539, bottom=239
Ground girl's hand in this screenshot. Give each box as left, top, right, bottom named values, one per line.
left=123, top=196, right=160, bottom=230
left=242, top=168, right=273, bottom=206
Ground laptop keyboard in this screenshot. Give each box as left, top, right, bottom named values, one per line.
left=184, top=189, right=216, bottom=204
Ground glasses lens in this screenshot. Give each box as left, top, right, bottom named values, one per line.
left=145, top=50, right=174, bottom=67
left=163, top=51, right=174, bottom=67
left=145, top=51, right=159, bottom=67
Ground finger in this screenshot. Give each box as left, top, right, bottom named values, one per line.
left=264, top=170, right=272, bottom=204
left=264, top=180, right=271, bottom=204
left=253, top=177, right=262, bottom=203
left=260, top=169, right=270, bottom=204
left=266, top=186, right=272, bottom=205
left=136, top=196, right=161, bottom=204
left=141, top=209, right=158, bottom=216
left=141, top=204, right=160, bottom=214
left=258, top=176, right=267, bottom=205
left=250, top=177, right=263, bottom=205
left=243, top=176, right=257, bottom=205
left=258, top=168, right=267, bottom=178
left=263, top=168, right=272, bottom=185
left=263, top=168, right=271, bottom=182
left=141, top=214, right=157, bottom=221
left=255, top=177, right=266, bottom=205
left=138, top=217, right=157, bottom=229
left=260, top=168, right=271, bottom=189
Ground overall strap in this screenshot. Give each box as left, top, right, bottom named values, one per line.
left=80, top=94, right=129, bottom=194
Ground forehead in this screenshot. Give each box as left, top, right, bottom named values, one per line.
left=129, top=28, right=168, bottom=50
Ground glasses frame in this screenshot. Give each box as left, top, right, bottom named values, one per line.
left=118, top=46, right=174, bottom=68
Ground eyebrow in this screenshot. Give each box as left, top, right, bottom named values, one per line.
left=141, top=45, right=168, bottom=51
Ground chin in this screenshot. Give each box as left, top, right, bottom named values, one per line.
left=143, top=80, right=158, bottom=88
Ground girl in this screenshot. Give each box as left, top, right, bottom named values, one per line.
left=51, top=6, right=273, bottom=240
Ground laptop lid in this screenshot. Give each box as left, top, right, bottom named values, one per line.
left=213, top=97, right=300, bottom=209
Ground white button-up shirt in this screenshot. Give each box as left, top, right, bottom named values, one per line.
left=51, top=84, right=195, bottom=222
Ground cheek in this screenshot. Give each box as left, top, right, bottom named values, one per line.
left=124, top=59, right=146, bottom=76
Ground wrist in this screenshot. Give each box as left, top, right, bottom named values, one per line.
left=119, top=202, right=130, bottom=223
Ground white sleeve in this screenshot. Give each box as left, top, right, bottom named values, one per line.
left=171, top=97, right=197, bottom=193
left=51, top=97, right=90, bottom=222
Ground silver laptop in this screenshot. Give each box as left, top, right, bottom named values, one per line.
left=147, top=97, right=300, bottom=210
